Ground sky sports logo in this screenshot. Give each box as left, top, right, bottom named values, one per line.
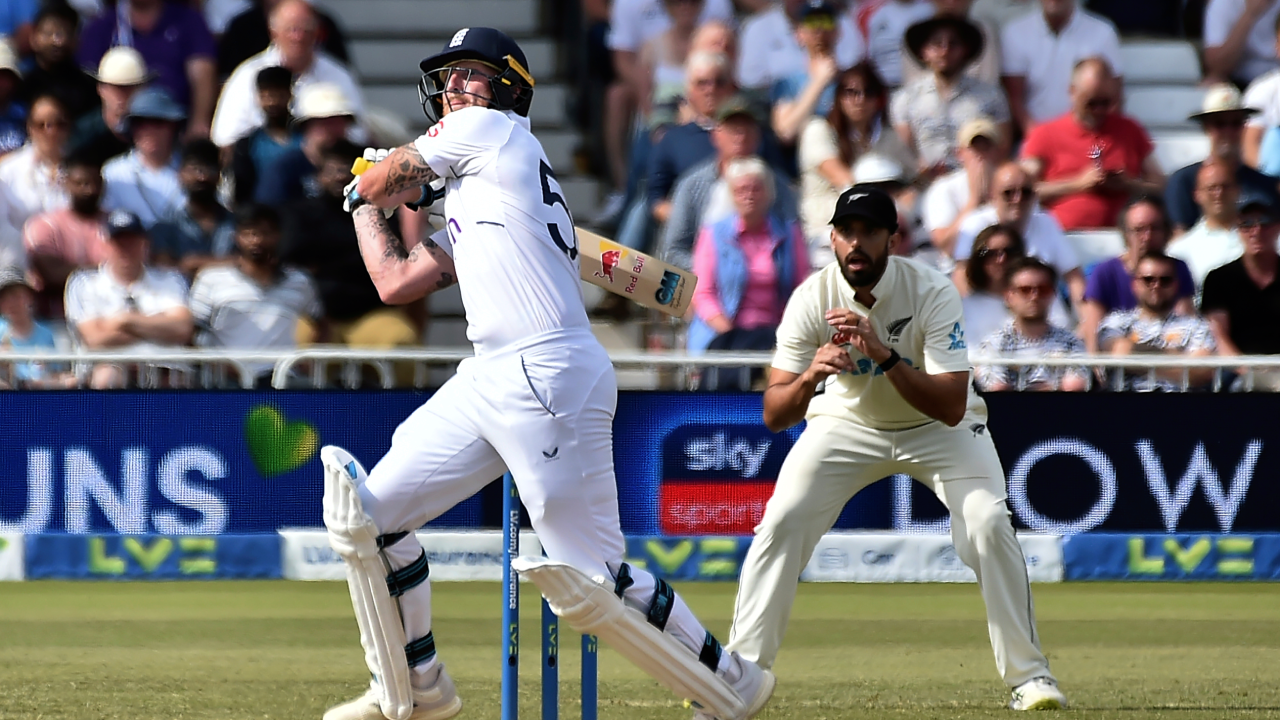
left=658, top=425, right=794, bottom=534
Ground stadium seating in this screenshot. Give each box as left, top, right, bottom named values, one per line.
left=1064, top=229, right=1125, bottom=270
left=1150, top=132, right=1210, bottom=174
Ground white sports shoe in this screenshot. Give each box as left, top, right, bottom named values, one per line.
left=691, top=652, right=776, bottom=720
left=323, top=664, right=463, bottom=720
left=1009, top=676, right=1067, bottom=711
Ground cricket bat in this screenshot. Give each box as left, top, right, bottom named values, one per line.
left=351, top=158, right=698, bottom=317
left=574, top=227, right=697, bottom=317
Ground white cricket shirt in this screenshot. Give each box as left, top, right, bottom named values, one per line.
left=773, top=256, right=985, bottom=430
left=415, top=107, right=594, bottom=356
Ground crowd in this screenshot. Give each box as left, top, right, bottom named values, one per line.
left=582, top=0, right=1280, bottom=392
left=0, top=0, right=1277, bottom=392
left=0, top=0, right=424, bottom=389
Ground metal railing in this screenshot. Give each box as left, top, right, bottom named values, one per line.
left=1, top=348, right=1279, bottom=391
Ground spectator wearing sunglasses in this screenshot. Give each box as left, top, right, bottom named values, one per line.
left=1098, top=252, right=1216, bottom=392
left=974, top=256, right=1088, bottom=392
left=1201, top=197, right=1280, bottom=390
left=962, top=222, right=1071, bottom=349
left=953, top=162, right=1083, bottom=310
left=1020, top=58, right=1163, bottom=232
left=1166, top=85, right=1280, bottom=234
left=1078, top=196, right=1194, bottom=352
left=1167, top=162, right=1246, bottom=294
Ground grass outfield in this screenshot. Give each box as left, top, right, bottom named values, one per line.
left=0, top=581, right=1277, bottom=719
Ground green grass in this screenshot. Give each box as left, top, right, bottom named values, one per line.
left=1, top=581, right=1278, bottom=719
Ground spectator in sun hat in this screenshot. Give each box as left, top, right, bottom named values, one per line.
left=891, top=13, right=1009, bottom=179
left=101, top=87, right=187, bottom=228
left=1166, top=83, right=1280, bottom=234
left=921, top=116, right=1005, bottom=261
left=69, top=46, right=154, bottom=168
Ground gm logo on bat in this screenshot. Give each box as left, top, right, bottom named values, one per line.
left=655, top=270, right=682, bottom=306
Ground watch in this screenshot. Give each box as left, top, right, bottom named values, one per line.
left=877, top=349, right=901, bottom=373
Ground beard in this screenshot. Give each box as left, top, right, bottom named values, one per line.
left=187, top=185, right=219, bottom=206
left=71, top=195, right=101, bottom=216
left=838, top=247, right=888, bottom=288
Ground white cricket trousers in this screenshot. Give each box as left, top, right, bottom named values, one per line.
left=726, top=412, right=1053, bottom=688
left=356, top=330, right=732, bottom=683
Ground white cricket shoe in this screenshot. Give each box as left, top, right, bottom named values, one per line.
left=690, top=652, right=776, bottom=720
left=323, top=664, right=463, bottom=720
left=1009, top=676, right=1067, bottom=711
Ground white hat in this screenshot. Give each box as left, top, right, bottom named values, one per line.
left=294, top=83, right=356, bottom=123
left=853, top=153, right=908, bottom=185
left=1187, top=83, right=1258, bottom=122
left=0, top=38, right=19, bottom=78
left=93, top=47, right=152, bottom=86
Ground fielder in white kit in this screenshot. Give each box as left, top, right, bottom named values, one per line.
left=725, top=187, right=1067, bottom=711
left=320, top=27, right=774, bottom=720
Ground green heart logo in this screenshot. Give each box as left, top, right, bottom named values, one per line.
left=0, top=538, right=7, bottom=553
left=244, top=405, right=319, bottom=478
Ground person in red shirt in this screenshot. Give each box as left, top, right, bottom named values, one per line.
left=1020, top=57, right=1164, bottom=231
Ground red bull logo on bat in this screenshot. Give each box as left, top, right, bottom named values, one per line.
left=596, top=249, right=623, bottom=283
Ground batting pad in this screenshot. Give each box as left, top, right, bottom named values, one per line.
left=512, top=557, right=748, bottom=720
left=322, top=446, right=414, bottom=720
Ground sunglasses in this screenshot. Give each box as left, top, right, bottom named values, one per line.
left=1203, top=117, right=1246, bottom=130
left=840, top=87, right=871, bottom=99
left=31, top=119, right=68, bottom=131
left=1000, top=185, right=1035, bottom=201
left=1137, top=275, right=1176, bottom=287
left=801, top=16, right=836, bottom=30
left=976, top=247, right=1009, bottom=260
left=1012, top=283, right=1053, bottom=296
left=1085, top=97, right=1113, bottom=110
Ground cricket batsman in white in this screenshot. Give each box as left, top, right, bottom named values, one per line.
left=723, top=187, right=1067, bottom=711
left=319, top=27, right=774, bottom=720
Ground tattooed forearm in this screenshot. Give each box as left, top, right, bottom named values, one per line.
left=384, top=143, right=440, bottom=197
left=352, top=205, right=458, bottom=303
left=354, top=205, right=407, bottom=262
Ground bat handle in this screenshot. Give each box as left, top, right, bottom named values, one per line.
left=351, top=157, right=374, bottom=176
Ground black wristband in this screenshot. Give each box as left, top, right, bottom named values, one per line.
left=877, top=349, right=901, bottom=373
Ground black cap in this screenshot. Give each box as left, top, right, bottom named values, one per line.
left=799, top=0, right=837, bottom=20
left=1239, top=195, right=1280, bottom=222
left=829, top=186, right=899, bottom=232
left=107, top=209, right=146, bottom=238
left=904, top=15, right=985, bottom=67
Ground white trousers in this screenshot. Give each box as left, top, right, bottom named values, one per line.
left=357, top=332, right=731, bottom=682
left=726, top=412, right=1053, bottom=688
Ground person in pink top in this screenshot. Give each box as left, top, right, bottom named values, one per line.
left=22, top=154, right=110, bottom=320
left=690, top=156, right=810, bottom=390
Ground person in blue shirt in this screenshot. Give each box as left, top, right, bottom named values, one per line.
left=770, top=0, right=841, bottom=144
left=0, top=266, right=75, bottom=389
left=230, top=65, right=299, bottom=205
left=254, top=81, right=353, bottom=205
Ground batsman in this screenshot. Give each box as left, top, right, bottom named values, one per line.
left=723, top=187, right=1067, bottom=712
left=319, top=27, right=771, bottom=720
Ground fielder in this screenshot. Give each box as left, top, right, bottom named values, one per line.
left=320, top=27, right=774, bottom=720
left=723, top=187, right=1067, bottom=711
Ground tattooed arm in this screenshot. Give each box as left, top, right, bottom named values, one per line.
left=355, top=142, right=441, bottom=208
left=353, top=204, right=457, bottom=304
